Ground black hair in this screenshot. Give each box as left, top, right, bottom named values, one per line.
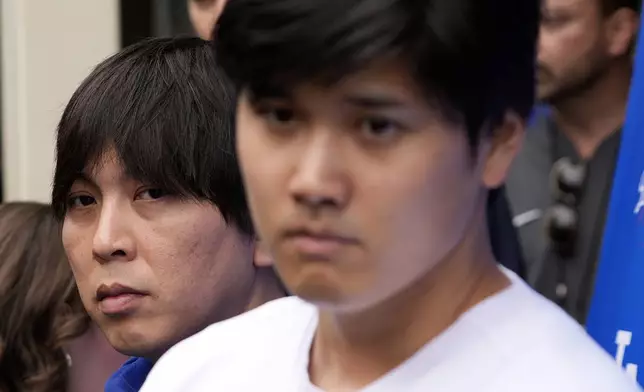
left=213, top=0, right=540, bottom=149
left=601, top=0, right=642, bottom=14
left=52, top=36, right=253, bottom=237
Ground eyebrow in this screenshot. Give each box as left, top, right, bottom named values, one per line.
left=248, top=82, right=292, bottom=102
left=341, top=93, right=408, bottom=109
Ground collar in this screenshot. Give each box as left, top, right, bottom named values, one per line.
left=105, top=357, right=154, bottom=392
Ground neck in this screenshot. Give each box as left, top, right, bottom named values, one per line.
left=550, top=61, right=631, bottom=159
left=309, top=213, right=510, bottom=390
left=145, top=267, right=284, bottom=363
left=246, top=267, right=286, bottom=311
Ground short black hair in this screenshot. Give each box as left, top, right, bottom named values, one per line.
left=52, top=36, right=253, bottom=236
left=214, top=0, right=540, bottom=149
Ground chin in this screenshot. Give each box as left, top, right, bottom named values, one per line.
left=112, top=339, right=165, bottom=360
left=101, top=324, right=163, bottom=359
left=286, top=272, right=343, bottom=304
left=291, top=278, right=374, bottom=314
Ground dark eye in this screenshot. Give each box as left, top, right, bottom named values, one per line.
left=137, top=188, right=169, bottom=200
left=359, top=116, right=403, bottom=140
left=265, top=107, right=295, bottom=124
left=67, top=195, right=96, bottom=209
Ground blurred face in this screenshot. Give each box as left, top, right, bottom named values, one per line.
left=236, top=60, right=518, bottom=312
left=538, top=0, right=615, bottom=102
left=188, top=0, right=226, bottom=40
left=62, top=149, right=256, bottom=358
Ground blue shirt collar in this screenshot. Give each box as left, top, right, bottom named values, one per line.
left=105, top=357, right=154, bottom=392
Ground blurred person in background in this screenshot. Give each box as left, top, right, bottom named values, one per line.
left=52, top=37, right=285, bottom=392
left=0, top=202, right=125, bottom=392
left=507, top=0, right=641, bottom=323
left=188, top=0, right=226, bottom=40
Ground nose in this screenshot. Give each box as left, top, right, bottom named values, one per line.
left=288, top=132, right=350, bottom=213
left=92, top=201, right=136, bottom=263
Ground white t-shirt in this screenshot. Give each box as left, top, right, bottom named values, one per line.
left=141, top=269, right=641, bottom=391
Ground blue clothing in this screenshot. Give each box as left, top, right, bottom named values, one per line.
left=105, top=357, right=154, bottom=392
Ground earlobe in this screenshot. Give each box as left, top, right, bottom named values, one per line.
left=482, top=111, right=525, bottom=189
left=606, top=8, right=640, bottom=57
left=253, top=240, right=274, bottom=268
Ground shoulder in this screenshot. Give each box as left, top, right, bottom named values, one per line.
left=488, top=283, right=640, bottom=391
left=140, top=297, right=315, bottom=391
left=491, top=338, right=640, bottom=392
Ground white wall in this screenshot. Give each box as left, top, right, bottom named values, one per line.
left=1, top=0, right=120, bottom=202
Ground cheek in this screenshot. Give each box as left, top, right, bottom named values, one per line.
left=396, top=164, right=472, bottom=236
left=362, top=139, right=476, bottom=263
left=551, top=29, right=598, bottom=68
left=62, top=221, right=93, bottom=288
left=155, top=224, right=256, bottom=321
left=236, top=115, right=281, bottom=240
left=148, top=210, right=249, bottom=298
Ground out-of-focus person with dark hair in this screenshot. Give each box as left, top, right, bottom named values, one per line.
left=189, top=0, right=528, bottom=279
left=188, top=0, right=226, bottom=40
left=507, top=0, right=640, bottom=323
left=187, top=0, right=525, bottom=278
left=0, top=202, right=125, bottom=392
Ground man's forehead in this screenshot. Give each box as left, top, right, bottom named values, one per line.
left=81, top=149, right=129, bottom=183
left=249, top=58, right=420, bottom=100
left=542, top=0, right=596, bottom=12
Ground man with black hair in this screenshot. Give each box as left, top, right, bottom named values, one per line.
left=143, top=1, right=640, bottom=391
left=507, top=0, right=640, bottom=322
left=52, top=37, right=285, bottom=392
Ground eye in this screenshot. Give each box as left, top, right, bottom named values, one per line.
left=136, top=188, right=169, bottom=200
left=266, top=107, right=295, bottom=125
left=540, top=11, right=568, bottom=28
left=359, top=116, right=405, bottom=141
left=67, top=195, right=96, bottom=209
left=254, top=100, right=297, bottom=125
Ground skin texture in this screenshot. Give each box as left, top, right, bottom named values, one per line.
left=62, top=149, right=259, bottom=360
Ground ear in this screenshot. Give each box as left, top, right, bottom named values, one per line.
left=252, top=239, right=274, bottom=268
left=605, top=8, right=640, bottom=57
left=481, top=111, right=525, bottom=189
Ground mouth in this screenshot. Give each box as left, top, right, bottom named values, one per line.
left=95, top=283, right=149, bottom=316
left=282, top=228, right=359, bottom=259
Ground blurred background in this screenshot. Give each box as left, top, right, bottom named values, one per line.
left=0, top=0, right=193, bottom=204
